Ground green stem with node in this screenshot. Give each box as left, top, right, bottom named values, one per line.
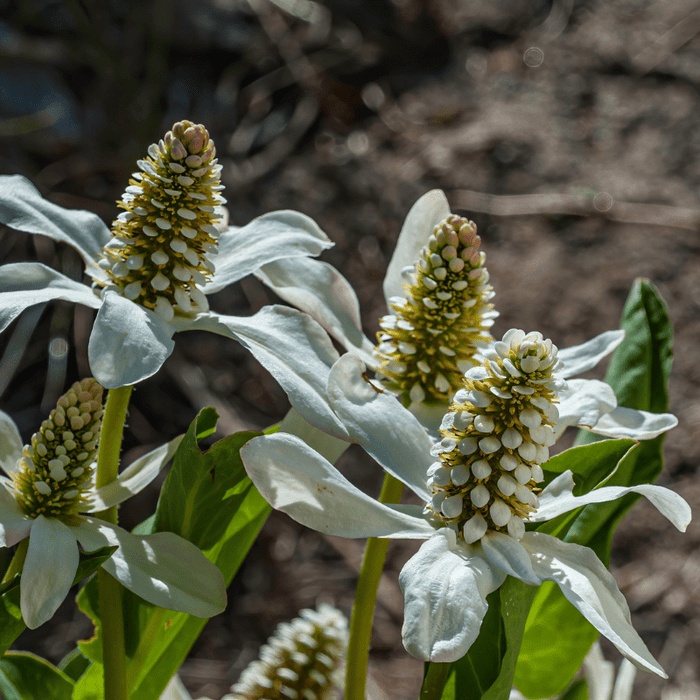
left=95, top=385, right=132, bottom=700
left=345, top=472, right=404, bottom=700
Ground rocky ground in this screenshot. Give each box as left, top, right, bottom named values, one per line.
left=2, top=0, right=700, bottom=698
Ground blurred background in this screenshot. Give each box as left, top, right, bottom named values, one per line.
left=2, top=0, right=700, bottom=697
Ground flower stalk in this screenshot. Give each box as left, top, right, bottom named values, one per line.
left=345, top=472, right=404, bottom=700
left=94, top=385, right=132, bottom=700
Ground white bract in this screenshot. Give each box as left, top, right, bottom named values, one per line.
left=0, top=137, right=332, bottom=389
left=240, top=337, right=689, bottom=674
left=0, top=381, right=225, bottom=629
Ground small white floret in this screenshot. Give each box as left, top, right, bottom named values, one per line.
left=470, top=484, right=490, bottom=508
left=497, top=474, right=517, bottom=496
left=479, top=436, right=501, bottom=453
left=518, top=441, right=537, bottom=461
left=434, top=374, right=450, bottom=393
left=154, top=297, right=174, bottom=322
left=170, top=239, right=188, bottom=254
left=452, top=411, right=473, bottom=430
left=450, top=463, right=470, bottom=485
left=112, top=262, right=128, bottom=278
left=514, top=464, right=532, bottom=485
left=463, top=513, right=488, bottom=543
left=468, top=390, right=491, bottom=407
left=172, top=266, right=191, bottom=282
left=35, top=481, right=51, bottom=495
left=151, top=250, right=169, bottom=265
left=430, top=467, right=452, bottom=487
left=151, top=272, right=170, bottom=291
left=502, top=427, right=523, bottom=449
left=471, top=459, right=491, bottom=479
left=490, top=499, right=512, bottom=527
left=474, top=415, right=495, bottom=433
left=184, top=249, right=199, bottom=266
left=520, top=356, right=541, bottom=373
left=441, top=494, right=464, bottom=518
left=410, top=383, right=425, bottom=403
left=458, top=437, right=477, bottom=455
left=507, top=515, right=525, bottom=540
left=520, top=409, right=542, bottom=428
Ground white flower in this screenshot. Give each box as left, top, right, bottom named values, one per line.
left=253, top=191, right=497, bottom=417
left=225, top=603, right=348, bottom=700
left=239, top=345, right=689, bottom=674
left=0, top=380, right=225, bottom=629
left=0, top=128, right=332, bottom=389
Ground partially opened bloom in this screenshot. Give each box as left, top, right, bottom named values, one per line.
left=225, top=603, right=348, bottom=700
left=0, top=379, right=226, bottom=628
left=240, top=336, right=689, bottom=674
left=254, top=191, right=497, bottom=419
left=0, top=121, right=333, bottom=389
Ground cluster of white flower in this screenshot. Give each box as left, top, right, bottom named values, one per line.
left=226, top=604, right=348, bottom=700
left=374, top=214, right=496, bottom=405
left=10, top=378, right=103, bottom=519
left=97, top=120, right=225, bottom=321
left=428, top=329, right=563, bottom=543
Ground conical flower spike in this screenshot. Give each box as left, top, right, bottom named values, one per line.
left=375, top=215, right=495, bottom=405
left=10, top=378, right=103, bottom=521
left=429, top=329, right=564, bottom=543
left=96, top=120, right=225, bottom=322
left=227, top=604, right=348, bottom=700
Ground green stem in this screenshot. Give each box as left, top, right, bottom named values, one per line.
left=1, top=538, right=28, bottom=584
left=94, top=385, right=133, bottom=700
left=345, top=473, right=404, bottom=700
left=420, top=662, right=451, bottom=700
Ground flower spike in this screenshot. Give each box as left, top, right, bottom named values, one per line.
left=11, top=378, right=103, bottom=521
left=375, top=214, right=495, bottom=405
left=96, top=120, right=225, bottom=321
left=429, top=329, right=563, bottom=543
left=227, top=604, right=348, bottom=700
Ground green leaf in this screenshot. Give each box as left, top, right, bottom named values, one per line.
left=74, top=408, right=270, bottom=700
left=569, top=280, right=673, bottom=564
left=0, top=587, right=24, bottom=658
left=0, top=651, right=74, bottom=700
left=559, top=678, right=589, bottom=700
left=480, top=579, right=538, bottom=700
left=587, top=278, right=672, bottom=418
left=515, top=280, right=674, bottom=699
left=58, top=647, right=91, bottom=683
left=513, top=582, right=597, bottom=698
left=541, top=438, right=637, bottom=491
left=439, top=579, right=537, bottom=700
